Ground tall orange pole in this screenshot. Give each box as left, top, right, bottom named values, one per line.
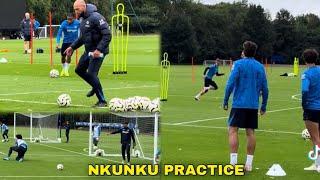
left=75, top=14, right=79, bottom=65
left=30, top=13, right=34, bottom=64
left=192, top=57, right=195, bottom=83
left=49, top=12, right=53, bottom=67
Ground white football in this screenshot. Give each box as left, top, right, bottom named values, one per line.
left=57, top=94, right=72, bottom=107
left=125, top=98, right=136, bottom=111
left=134, top=149, right=141, bottom=157
left=302, top=129, right=310, bottom=139
left=50, top=69, right=59, bottom=78
left=57, top=164, right=64, bottom=170
left=148, top=101, right=160, bottom=113
left=109, top=98, right=125, bottom=112
left=95, top=149, right=104, bottom=156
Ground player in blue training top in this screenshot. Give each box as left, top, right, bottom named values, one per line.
left=56, top=13, right=80, bottom=77
left=300, top=49, right=320, bottom=172
left=194, top=61, right=225, bottom=101
left=92, top=124, right=101, bottom=147
left=223, top=41, right=269, bottom=172
left=109, top=121, right=136, bottom=165
left=0, top=120, right=9, bottom=142
left=3, top=134, right=28, bottom=162
left=33, top=18, right=40, bottom=39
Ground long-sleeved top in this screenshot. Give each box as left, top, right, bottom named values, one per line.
left=224, top=57, right=269, bottom=111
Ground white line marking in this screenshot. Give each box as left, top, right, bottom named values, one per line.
left=172, top=106, right=301, bottom=125
left=0, top=85, right=158, bottom=107
left=292, top=94, right=301, bottom=101
left=0, top=99, right=91, bottom=107
left=162, top=123, right=301, bottom=135
left=0, top=85, right=158, bottom=96
left=35, top=143, right=122, bottom=164
left=173, top=116, right=227, bottom=125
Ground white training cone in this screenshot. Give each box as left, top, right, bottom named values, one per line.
left=266, top=164, right=286, bottom=176
left=0, top=58, right=8, bottom=63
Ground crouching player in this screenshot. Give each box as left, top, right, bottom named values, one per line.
left=301, top=49, right=320, bottom=172
left=3, top=134, right=28, bottom=162
left=195, top=61, right=224, bottom=101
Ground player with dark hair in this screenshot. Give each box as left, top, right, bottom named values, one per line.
left=56, top=13, right=80, bottom=77
left=223, top=41, right=269, bottom=172
left=3, top=134, right=28, bottom=162
left=194, top=61, right=224, bottom=101
left=0, top=120, right=9, bottom=142
left=300, top=49, right=320, bottom=172
left=109, top=121, right=136, bottom=165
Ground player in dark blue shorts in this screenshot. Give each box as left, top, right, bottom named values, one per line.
left=194, top=62, right=224, bottom=101
left=56, top=13, right=80, bottom=77
left=301, top=49, right=320, bottom=172
left=223, top=41, right=268, bottom=171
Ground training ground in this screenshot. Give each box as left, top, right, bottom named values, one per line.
left=161, top=65, right=319, bottom=179
left=0, top=35, right=159, bottom=112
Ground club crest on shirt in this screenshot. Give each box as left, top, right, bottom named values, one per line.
left=301, top=74, right=306, bottom=80
left=99, top=19, right=106, bottom=25
left=85, top=21, right=90, bottom=27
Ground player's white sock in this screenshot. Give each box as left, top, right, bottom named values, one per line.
left=230, top=153, right=237, bottom=165
left=245, top=155, right=254, bottom=167
left=66, top=63, right=70, bottom=70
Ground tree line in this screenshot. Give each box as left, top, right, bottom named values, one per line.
left=25, top=0, right=320, bottom=64
left=26, top=0, right=161, bottom=33
left=161, top=0, right=320, bottom=64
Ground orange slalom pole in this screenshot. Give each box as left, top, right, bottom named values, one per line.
left=49, top=12, right=53, bottom=68
left=75, top=14, right=79, bottom=65
left=192, top=57, right=195, bottom=83
left=30, top=13, right=34, bottom=64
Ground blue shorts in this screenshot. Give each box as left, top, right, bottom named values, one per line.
left=228, top=108, right=258, bottom=129
left=303, top=109, right=320, bottom=124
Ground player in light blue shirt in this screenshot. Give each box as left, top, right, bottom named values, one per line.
left=223, top=41, right=268, bottom=172
left=301, top=49, right=320, bottom=172
left=92, top=125, right=101, bottom=147
left=0, top=120, right=9, bottom=142
left=194, top=61, right=224, bottom=100
left=3, top=134, right=28, bottom=162
left=56, top=13, right=80, bottom=77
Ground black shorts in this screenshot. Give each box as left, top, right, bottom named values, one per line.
left=93, top=137, right=99, bottom=145
left=24, top=34, right=31, bottom=41
left=204, top=78, right=218, bottom=89
left=3, top=130, right=8, bottom=135
left=303, top=109, right=320, bottom=123
left=228, top=108, right=258, bottom=129
left=61, top=43, right=72, bottom=56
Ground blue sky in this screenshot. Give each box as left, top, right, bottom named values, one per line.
left=200, top=0, right=320, bottom=19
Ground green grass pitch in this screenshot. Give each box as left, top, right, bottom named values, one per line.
left=161, top=65, right=319, bottom=179
left=0, top=35, right=160, bottom=112
left=0, top=125, right=157, bottom=179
